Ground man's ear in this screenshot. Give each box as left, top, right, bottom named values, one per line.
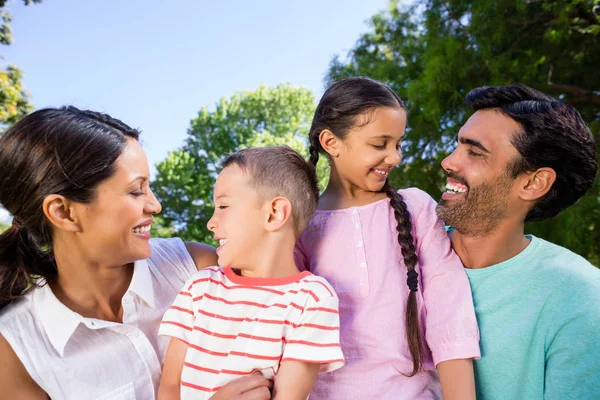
left=42, top=194, right=82, bottom=232
left=518, top=167, right=556, bottom=202
left=265, top=197, right=293, bottom=232
left=319, top=129, right=341, bottom=157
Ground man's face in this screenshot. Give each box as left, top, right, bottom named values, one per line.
left=436, top=110, right=523, bottom=236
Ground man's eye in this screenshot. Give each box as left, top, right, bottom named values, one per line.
left=468, top=149, right=482, bottom=157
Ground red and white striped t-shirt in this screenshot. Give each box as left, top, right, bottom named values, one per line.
left=158, top=266, right=344, bottom=399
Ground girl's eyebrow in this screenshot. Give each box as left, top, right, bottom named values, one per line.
left=372, top=134, right=405, bottom=140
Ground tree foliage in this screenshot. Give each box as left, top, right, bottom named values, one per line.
left=151, top=85, right=326, bottom=245
left=328, top=0, right=600, bottom=264
left=0, top=0, right=40, bottom=131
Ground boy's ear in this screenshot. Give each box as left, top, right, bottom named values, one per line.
left=518, top=167, right=556, bottom=202
left=265, top=197, right=293, bottom=232
left=42, top=194, right=82, bottom=232
left=319, top=129, right=341, bottom=157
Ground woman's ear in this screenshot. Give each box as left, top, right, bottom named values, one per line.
left=42, top=195, right=82, bottom=232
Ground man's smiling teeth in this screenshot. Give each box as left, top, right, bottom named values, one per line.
left=219, top=239, right=227, bottom=246
left=374, top=169, right=389, bottom=176
left=445, top=183, right=468, bottom=193
left=133, top=225, right=151, bottom=234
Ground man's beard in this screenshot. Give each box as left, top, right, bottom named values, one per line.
left=436, top=173, right=513, bottom=236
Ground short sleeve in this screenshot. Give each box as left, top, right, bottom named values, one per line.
left=402, top=188, right=481, bottom=365
left=149, top=238, right=197, bottom=284
left=293, top=239, right=309, bottom=272
left=158, top=277, right=196, bottom=344
left=544, top=278, right=600, bottom=400
left=281, top=296, right=344, bottom=373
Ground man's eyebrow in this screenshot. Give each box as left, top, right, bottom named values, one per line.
left=458, top=136, right=490, bottom=154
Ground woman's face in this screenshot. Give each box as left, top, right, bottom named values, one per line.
left=72, top=138, right=162, bottom=266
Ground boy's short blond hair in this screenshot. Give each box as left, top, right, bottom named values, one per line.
left=221, top=145, right=319, bottom=236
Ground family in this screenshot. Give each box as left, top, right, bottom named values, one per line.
left=0, top=78, right=599, bottom=400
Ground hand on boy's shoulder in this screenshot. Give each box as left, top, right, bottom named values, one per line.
left=184, top=241, right=219, bottom=270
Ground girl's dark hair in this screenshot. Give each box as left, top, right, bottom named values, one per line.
left=308, top=77, right=424, bottom=375
left=0, top=106, right=140, bottom=311
left=466, top=84, right=598, bottom=221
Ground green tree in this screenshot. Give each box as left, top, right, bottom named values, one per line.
left=0, top=221, right=8, bottom=233
left=0, top=0, right=40, bottom=131
left=328, top=0, right=600, bottom=265
left=151, top=84, right=327, bottom=245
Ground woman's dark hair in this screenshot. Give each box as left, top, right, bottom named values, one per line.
left=308, top=77, right=424, bottom=376
left=0, top=106, right=140, bottom=311
left=466, top=84, right=598, bottom=221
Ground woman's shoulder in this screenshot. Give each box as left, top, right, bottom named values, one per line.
left=0, top=291, right=35, bottom=327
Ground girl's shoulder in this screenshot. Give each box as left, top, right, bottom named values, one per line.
left=396, top=187, right=438, bottom=215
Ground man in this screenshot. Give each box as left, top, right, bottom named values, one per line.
left=436, top=84, right=600, bottom=400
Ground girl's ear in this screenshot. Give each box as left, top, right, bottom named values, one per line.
left=319, top=129, right=340, bottom=157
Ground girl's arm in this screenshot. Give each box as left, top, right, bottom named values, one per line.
left=437, top=358, right=475, bottom=400
left=158, top=338, right=187, bottom=400
left=0, top=334, right=49, bottom=400
left=272, top=361, right=320, bottom=400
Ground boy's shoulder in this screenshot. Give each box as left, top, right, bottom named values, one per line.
left=296, top=273, right=338, bottom=302
left=182, top=266, right=225, bottom=292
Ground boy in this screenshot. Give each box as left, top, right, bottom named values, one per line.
left=158, top=146, right=344, bottom=400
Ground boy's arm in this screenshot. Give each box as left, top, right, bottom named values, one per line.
left=272, top=361, right=320, bottom=400
left=437, top=358, right=475, bottom=400
left=158, top=338, right=187, bottom=400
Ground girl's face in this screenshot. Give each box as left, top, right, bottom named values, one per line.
left=332, top=106, right=406, bottom=193
left=70, top=138, right=162, bottom=266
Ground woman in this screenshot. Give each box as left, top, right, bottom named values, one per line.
left=0, top=107, right=271, bottom=399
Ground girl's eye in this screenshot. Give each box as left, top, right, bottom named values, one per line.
left=467, top=149, right=482, bottom=157
left=218, top=205, right=228, bottom=210
left=372, top=144, right=386, bottom=150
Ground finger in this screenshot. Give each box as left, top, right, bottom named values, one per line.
left=234, top=386, right=272, bottom=400
left=230, top=374, right=272, bottom=393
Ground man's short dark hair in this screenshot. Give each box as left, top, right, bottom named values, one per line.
left=466, top=84, right=598, bottom=221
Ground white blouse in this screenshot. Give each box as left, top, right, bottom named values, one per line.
left=0, top=238, right=197, bottom=400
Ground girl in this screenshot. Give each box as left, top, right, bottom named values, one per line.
left=295, top=77, right=480, bottom=399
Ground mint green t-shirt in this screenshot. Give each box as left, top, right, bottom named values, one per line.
left=464, top=235, right=600, bottom=400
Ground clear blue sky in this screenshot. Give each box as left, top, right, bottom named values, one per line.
left=3, top=0, right=390, bottom=176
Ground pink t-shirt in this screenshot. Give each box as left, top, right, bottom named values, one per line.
left=295, top=188, right=480, bottom=399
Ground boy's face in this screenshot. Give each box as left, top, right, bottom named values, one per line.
left=207, top=164, right=266, bottom=269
